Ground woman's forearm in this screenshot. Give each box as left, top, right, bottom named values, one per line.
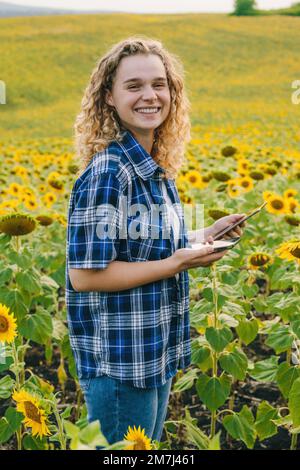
left=69, top=257, right=179, bottom=293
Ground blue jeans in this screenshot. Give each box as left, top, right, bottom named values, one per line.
left=79, top=374, right=173, bottom=446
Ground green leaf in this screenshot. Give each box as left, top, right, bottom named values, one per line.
left=16, top=270, right=41, bottom=295
left=0, top=289, right=28, bottom=322
left=291, top=315, right=300, bottom=339
left=265, top=325, right=294, bottom=354
left=40, top=275, right=59, bottom=290
left=223, top=405, right=256, bottom=449
left=289, top=377, right=300, bottom=427
left=277, top=362, right=300, bottom=399
left=0, top=407, right=23, bottom=444
left=255, top=401, right=279, bottom=441
left=8, top=250, right=32, bottom=270
left=173, top=369, right=198, bottom=392
left=222, top=300, right=246, bottom=318
left=236, top=318, right=258, bottom=345
left=249, top=356, right=279, bottom=382
left=205, top=326, right=233, bottom=353
left=0, top=268, right=13, bottom=285
left=0, top=355, right=13, bottom=373
left=182, top=409, right=221, bottom=450
left=191, top=344, right=211, bottom=366
left=242, top=284, right=259, bottom=299
left=22, top=434, right=48, bottom=450
left=19, top=308, right=53, bottom=344
left=196, top=373, right=231, bottom=412
left=0, top=375, right=15, bottom=399
left=219, top=348, right=248, bottom=380
left=79, top=420, right=109, bottom=448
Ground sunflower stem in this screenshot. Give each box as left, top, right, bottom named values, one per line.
left=52, top=401, right=66, bottom=450
left=12, top=341, right=20, bottom=391
left=75, top=382, right=82, bottom=422
left=12, top=341, right=23, bottom=450
left=210, top=263, right=219, bottom=439
left=290, top=432, right=298, bottom=450
left=286, top=348, right=291, bottom=365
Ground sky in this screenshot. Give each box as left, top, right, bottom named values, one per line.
left=1, top=0, right=295, bottom=13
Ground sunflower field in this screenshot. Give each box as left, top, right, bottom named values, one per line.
left=0, top=12, right=300, bottom=451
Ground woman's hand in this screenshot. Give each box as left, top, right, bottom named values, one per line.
left=171, top=244, right=229, bottom=272
left=210, top=213, right=247, bottom=240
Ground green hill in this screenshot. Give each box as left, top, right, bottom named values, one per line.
left=0, top=13, right=299, bottom=145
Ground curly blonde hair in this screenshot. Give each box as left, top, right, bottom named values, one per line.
left=74, top=35, right=191, bottom=179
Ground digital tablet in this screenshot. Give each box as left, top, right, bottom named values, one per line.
left=213, top=201, right=267, bottom=240
left=187, top=237, right=241, bottom=253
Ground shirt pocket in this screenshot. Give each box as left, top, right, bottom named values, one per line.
left=127, top=211, right=167, bottom=262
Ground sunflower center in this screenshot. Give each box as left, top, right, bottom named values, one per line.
left=271, top=200, right=284, bottom=210
left=24, top=401, right=42, bottom=423
left=251, top=254, right=269, bottom=266
left=189, top=176, right=197, bottom=183
left=290, top=246, right=300, bottom=259
left=133, top=439, right=146, bottom=450
left=0, top=315, right=9, bottom=332
left=241, top=181, right=250, bottom=188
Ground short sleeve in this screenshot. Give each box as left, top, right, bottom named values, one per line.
left=67, top=172, right=124, bottom=270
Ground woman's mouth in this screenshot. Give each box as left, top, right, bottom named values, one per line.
left=134, top=107, right=161, bottom=115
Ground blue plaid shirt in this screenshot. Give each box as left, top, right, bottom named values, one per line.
left=65, top=128, right=191, bottom=388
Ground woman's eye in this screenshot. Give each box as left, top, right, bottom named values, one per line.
left=128, top=84, right=164, bottom=90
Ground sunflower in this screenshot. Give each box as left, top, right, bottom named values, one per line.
left=68, top=163, right=79, bottom=175
left=284, top=189, right=298, bottom=199
left=53, top=213, right=67, bottom=227
left=249, top=170, right=264, bottom=181
left=284, top=214, right=300, bottom=227
left=0, top=199, right=19, bottom=213
left=227, top=179, right=241, bottom=198
left=276, top=240, right=300, bottom=264
left=211, top=170, right=231, bottom=182
left=123, top=425, right=152, bottom=450
left=208, top=208, right=230, bottom=221
left=237, top=159, right=251, bottom=174
left=237, top=176, right=254, bottom=193
left=266, top=195, right=287, bottom=215
left=285, top=197, right=299, bottom=214
left=221, top=145, right=237, bottom=157
left=42, top=192, right=57, bottom=208
left=263, top=191, right=274, bottom=202
left=36, top=214, right=54, bottom=226
left=180, top=193, right=193, bottom=204
left=23, top=196, right=38, bottom=212
left=185, top=170, right=206, bottom=189
left=13, top=165, right=28, bottom=179
left=12, top=389, right=51, bottom=438
left=0, top=213, right=37, bottom=236
left=0, top=304, right=17, bottom=343
left=176, top=174, right=189, bottom=191
left=38, top=184, right=47, bottom=193
left=248, top=252, right=273, bottom=270
left=7, top=183, right=22, bottom=198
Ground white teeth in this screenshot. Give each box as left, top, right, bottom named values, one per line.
left=135, top=108, right=160, bottom=114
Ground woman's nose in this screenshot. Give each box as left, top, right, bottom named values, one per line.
left=141, top=86, right=157, bottom=100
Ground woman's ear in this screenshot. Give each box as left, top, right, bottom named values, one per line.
left=105, top=90, right=114, bottom=107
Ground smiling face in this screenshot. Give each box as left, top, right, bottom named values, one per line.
left=105, top=53, right=171, bottom=143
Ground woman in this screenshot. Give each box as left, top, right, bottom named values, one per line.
left=65, top=36, right=245, bottom=447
